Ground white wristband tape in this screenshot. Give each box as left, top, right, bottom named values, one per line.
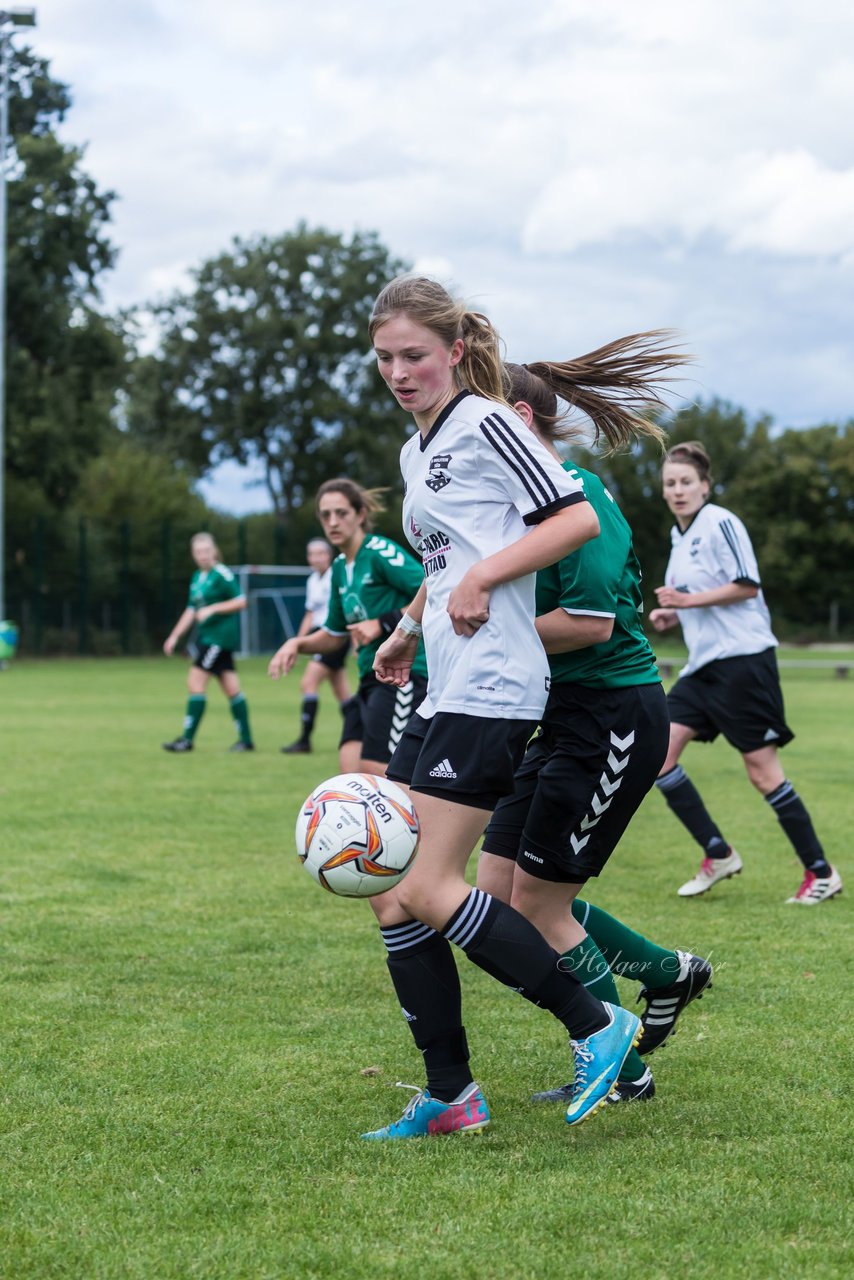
left=397, top=613, right=423, bottom=637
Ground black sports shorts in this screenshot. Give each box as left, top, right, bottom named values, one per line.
left=483, top=681, right=669, bottom=883
left=190, top=643, right=235, bottom=676
left=386, top=711, right=537, bottom=812
left=666, top=647, right=794, bottom=754
left=339, top=671, right=428, bottom=764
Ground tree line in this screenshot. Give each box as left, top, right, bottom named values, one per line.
left=5, top=48, right=853, bottom=651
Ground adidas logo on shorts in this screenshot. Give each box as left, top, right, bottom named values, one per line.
left=428, top=758, right=458, bottom=779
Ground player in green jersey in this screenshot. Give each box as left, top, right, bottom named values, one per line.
left=162, top=532, right=254, bottom=753
left=478, top=361, right=712, bottom=1101
left=269, top=479, right=428, bottom=775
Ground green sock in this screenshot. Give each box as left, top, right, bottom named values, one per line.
left=183, top=695, right=206, bottom=742
left=572, top=899, right=681, bottom=989
left=560, top=936, right=646, bottom=1083
left=229, top=693, right=253, bottom=745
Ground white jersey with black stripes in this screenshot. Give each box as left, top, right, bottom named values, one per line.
left=305, top=568, right=332, bottom=628
left=664, top=501, right=778, bottom=675
left=399, top=389, right=587, bottom=720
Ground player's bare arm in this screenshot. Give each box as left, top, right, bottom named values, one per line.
left=648, top=607, right=679, bottom=632
left=195, top=594, right=246, bottom=624
left=373, top=584, right=425, bottom=685
left=269, top=627, right=349, bottom=678
left=536, top=608, right=613, bottom=654
left=654, top=582, right=758, bottom=610
left=347, top=619, right=383, bottom=649
left=163, top=606, right=196, bottom=655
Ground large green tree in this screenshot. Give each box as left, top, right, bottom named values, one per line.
left=4, top=47, right=126, bottom=513
left=127, top=225, right=409, bottom=519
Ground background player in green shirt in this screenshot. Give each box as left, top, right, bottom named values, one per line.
left=268, top=478, right=427, bottom=776
left=162, top=532, right=254, bottom=753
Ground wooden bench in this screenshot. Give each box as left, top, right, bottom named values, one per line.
left=657, top=659, right=852, bottom=680
left=778, top=660, right=851, bottom=678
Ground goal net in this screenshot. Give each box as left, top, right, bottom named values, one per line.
left=233, top=565, right=311, bottom=656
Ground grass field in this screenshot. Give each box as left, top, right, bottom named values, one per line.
left=1, top=652, right=852, bottom=1279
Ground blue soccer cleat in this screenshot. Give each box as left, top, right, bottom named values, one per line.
left=565, top=1003, right=644, bottom=1127
left=361, top=1082, right=490, bottom=1140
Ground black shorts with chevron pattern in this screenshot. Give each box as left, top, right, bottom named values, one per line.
left=339, top=671, right=428, bottom=764
left=483, top=681, right=669, bottom=883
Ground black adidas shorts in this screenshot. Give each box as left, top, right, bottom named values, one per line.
left=386, top=711, right=537, bottom=812
left=190, top=643, right=235, bottom=676
left=666, top=647, right=794, bottom=754
left=339, top=671, right=428, bottom=764
left=482, top=682, right=669, bottom=883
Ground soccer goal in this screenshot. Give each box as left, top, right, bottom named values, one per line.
left=233, top=565, right=311, bottom=656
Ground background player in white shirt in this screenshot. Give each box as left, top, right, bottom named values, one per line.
left=650, top=441, right=842, bottom=905
left=280, top=538, right=352, bottom=755
left=361, top=276, right=654, bottom=1140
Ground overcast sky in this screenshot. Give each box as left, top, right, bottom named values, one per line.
left=33, top=0, right=854, bottom=513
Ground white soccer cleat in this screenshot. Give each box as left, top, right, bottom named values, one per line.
left=677, top=848, right=743, bottom=898
left=786, top=865, right=843, bottom=905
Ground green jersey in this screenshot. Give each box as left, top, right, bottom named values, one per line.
left=537, top=464, right=659, bottom=688
left=188, top=563, right=242, bottom=651
left=325, top=534, right=428, bottom=680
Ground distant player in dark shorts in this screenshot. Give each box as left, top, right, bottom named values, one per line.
left=650, top=441, right=842, bottom=905
left=280, top=538, right=352, bottom=755
left=268, top=479, right=428, bottom=776
left=162, top=532, right=254, bottom=753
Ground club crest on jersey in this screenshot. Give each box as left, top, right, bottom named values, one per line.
left=425, top=453, right=452, bottom=491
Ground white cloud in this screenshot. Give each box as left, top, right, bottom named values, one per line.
left=725, top=151, right=854, bottom=256
left=523, top=150, right=854, bottom=258
left=26, top=0, right=854, bottom=511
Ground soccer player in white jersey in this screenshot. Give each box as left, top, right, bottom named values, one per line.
left=650, top=441, right=843, bottom=905
left=280, top=539, right=352, bottom=755
left=359, top=275, right=647, bottom=1139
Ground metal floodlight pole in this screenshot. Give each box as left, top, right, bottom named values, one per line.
left=0, top=7, right=37, bottom=623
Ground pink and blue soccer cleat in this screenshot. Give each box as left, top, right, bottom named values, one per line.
left=361, top=1082, right=490, bottom=1140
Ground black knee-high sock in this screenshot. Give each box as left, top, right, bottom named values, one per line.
left=443, top=890, right=608, bottom=1040
left=656, top=765, right=729, bottom=856
left=764, top=781, right=831, bottom=875
left=299, top=695, right=319, bottom=743
left=380, top=921, right=473, bottom=1103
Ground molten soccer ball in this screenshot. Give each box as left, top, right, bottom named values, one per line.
left=295, top=773, right=420, bottom=898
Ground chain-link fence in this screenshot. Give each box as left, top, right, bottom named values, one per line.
left=6, top=516, right=306, bottom=656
